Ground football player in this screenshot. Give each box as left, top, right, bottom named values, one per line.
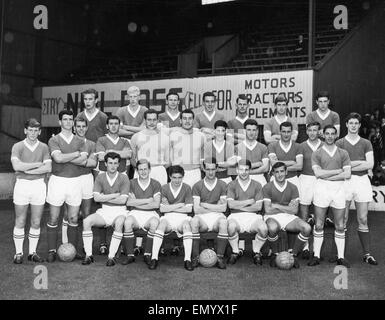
left=158, top=92, right=182, bottom=128
left=227, top=94, right=249, bottom=145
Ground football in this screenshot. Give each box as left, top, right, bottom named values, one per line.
left=199, top=249, right=218, bottom=268
left=57, top=243, right=77, bottom=262
left=275, top=251, right=294, bottom=270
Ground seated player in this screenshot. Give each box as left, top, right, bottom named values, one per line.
left=123, top=159, right=161, bottom=265
left=148, top=165, right=194, bottom=271
left=82, top=152, right=129, bottom=266
left=263, top=162, right=311, bottom=269
left=227, top=160, right=268, bottom=266
left=11, top=118, right=52, bottom=263
left=190, top=158, right=228, bottom=269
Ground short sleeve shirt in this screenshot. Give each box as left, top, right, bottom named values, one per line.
left=128, top=178, right=161, bottom=211
left=193, top=111, right=224, bottom=129
left=96, top=135, right=132, bottom=172
left=204, top=140, right=235, bottom=178
left=262, top=181, right=299, bottom=206
left=268, top=141, right=303, bottom=178
left=77, top=139, right=96, bottom=176
left=227, top=179, right=263, bottom=213
left=264, top=116, right=298, bottom=137
left=300, top=140, right=323, bottom=176
left=192, top=179, right=227, bottom=204
left=161, top=183, right=193, bottom=216
left=115, top=105, right=148, bottom=138
left=306, top=110, right=340, bottom=130
left=312, top=146, right=351, bottom=171
left=76, top=109, right=108, bottom=142
left=93, top=172, right=130, bottom=207
left=158, top=111, right=181, bottom=128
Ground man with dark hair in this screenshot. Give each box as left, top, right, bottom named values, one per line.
left=148, top=165, right=194, bottom=271
left=308, top=125, right=351, bottom=267
left=263, top=162, right=311, bottom=269
left=82, top=152, right=130, bottom=266
left=264, top=95, right=298, bottom=144
left=227, top=94, right=250, bottom=144
left=190, top=158, right=228, bottom=269
left=158, top=92, right=181, bottom=128
left=227, top=160, right=268, bottom=266
left=46, top=110, right=88, bottom=263
left=336, top=113, right=377, bottom=265
left=11, top=118, right=52, bottom=264
left=76, top=88, right=108, bottom=142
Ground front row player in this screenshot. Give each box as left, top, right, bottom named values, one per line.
left=149, top=165, right=194, bottom=271
left=227, top=160, right=268, bottom=266
left=82, top=152, right=129, bottom=266
left=263, top=162, right=311, bottom=268
left=11, top=118, right=52, bottom=263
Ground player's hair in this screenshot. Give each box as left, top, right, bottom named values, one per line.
left=280, top=121, right=293, bottom=131
left=24, top=118, right=41, bottom=129
left=144, top=109, right=159, bottom=120
left=323, top=124, right=337, bottom=134
left=244, top=119, right=258, bottom=129
left=203, top=91, right=216, bottom=102
left=236, top=159, right=252, bottom=169
left=59, top=109, right=74, bottom=120
left=74, top=117, right=88, bottom=127
left=236, top=94, right=250, bottom=104
left=306, top=121, right=321, bottom=130
left=214, top=120, right=228, bottom=129
left=345, top=112, right=362, bottom=124
left=136, top=158, right=151, bottom=169
left=166, top=91, right=180, bottom=100
left=272, top=161, right=287, bottom=172
left=127, top=86, right=140, bottom=96
left=274, top=95, right=288, bottom=105
left=106, top=115, right=120, bottom=125
left=316, top=91, right=330, bottom=100
left=180, top=108, right=195, bottom=119
left=82, top=88, right=98, bottom=99
left=169, top=165, right=185, bottom=177
left=104, top=151, right=121, bottom=163
left=203, top=157, right=218, bottom=169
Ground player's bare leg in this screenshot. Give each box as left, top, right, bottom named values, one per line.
left=356, top=201, right=378, bottom=265
left=149, top=219, right=170, bottom=269
left=211, top=217, right=228, bottom=269
left=227, top=219, right=241, bottom=265
left=122, top=215, right=139, bottom=264
left=285, top=219, right=311, bottom=268
left=265, top=218, right=281, bottom=268
left=106, top=216, right=125, bottom=267
left=47, top=205, right=62, bottom=262
left=28, top=204, right=45, bottom=262
left=299, top=204, right=312, bottom=259
left=308, top=206, right=327, bottom=266
left=143, top=217, right=160, bottom=265
left=13, top=205, right=29, bottom=263
left=332, top=207, right=350, bottom=268
left=82, top=213, right=106, bottom=265
left=178, top=221, right=194, bottom=271
left=249, top=219, right=268, bottom=265
left=190, top=216, right=208, bottom=268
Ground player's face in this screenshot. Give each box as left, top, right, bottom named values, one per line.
left=280, top=126, right=292, bottom=142
left=167, top=95, right=179, bottom=111
left=276, top=102, right=287, bottom=115
left=307, top=125, right=319, bottom=141
left=75, top=121, right=88, bottom=138
left=214, top=126, right=226, bottom=141
left=128, top=92, right=139, bottom=106
left=316, top=97, right=329, bottom=112
left=145, top=113, right=158, bottom=130
left=204, top=163, right=217, bottom=180
left=237, top=164, right=250, bottom=180
left=107, top=119, right=120, bottom=134
left=181, top=113, right=193, bottom=130
left=203, top=96, right=216, bottom=113
left=170, top=173, right=183, bottom=188
left=83, top=94, right=97, bottom=110
left=24, top=126, right=41, bottom=141
left=59, top=115, right=74, bottom=131
left=106, top=158, right=119, bottom=174
left=346, top=119, right=361, bottom=134
left=273, top=166, right=287, bottom=183
left=137, top=163, right=150, bottom=180
left=236, top=99, right=248, bottom=116
left=324, top=128, right=336, bottom=145
left=245, top=125, right=258, bottom=141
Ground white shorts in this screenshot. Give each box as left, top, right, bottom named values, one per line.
left=270, top=175, right=299, bottom=189
left=95, top=205, right=128, bottom=227
left=344, top=175, right=373, bottom=203
left=183, top=168, right=202, bottom=187
left=46, top=175, right=82, bottom=207
left=80, top=173, right=94, bottom=200
left=264, top=213, right=297, bottom=231
left=13, top=178, right=46, bottom=206
left=227, top=212, right=263, bottom=233
left=161, top=212, right=192, bottom=237
left=127, top=209, right=160, bottom=230
left=197, top=212, right=226, bottom=232
left=134, top=166, right=167, bottom=186
left=313, top=179, right=345, bottom=210
left=250, top=174, right=267, bottom=187
left=220, top=177, right=232, bottom=184
left=299, top=175, right=317, bottom=205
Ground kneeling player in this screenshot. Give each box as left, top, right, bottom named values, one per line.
left=123, top=159, right=161, bottom=265
left=227, top=160, right=268, bottom=266
left=263, top=162, right=311, bottom=269
left=82, top=152, right=129, bottom=266
left=190, top=158, right=228, bottom=269
left=149, top=165, right=194, bottom=271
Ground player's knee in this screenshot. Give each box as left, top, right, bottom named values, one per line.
left=227, top=221, right=237, bottom=235
left=148, top=218, right=159, bottom=232
left=182, top=222, right=191, bottom=233
left=30, top=219, right=40, bottom=229
left=357, top=216, right=368, bottom=228
left=68, top=215, right=78, bottom=225
left=258, top=224, right=268, bottom=237
left=218, top=218, right=227, bottom=231
left=83, top=217, right=93, bottom=230
left=301, top=223, right=312, bottom=236
left=124, top=217, right=134, bottom=230
left=190, top=217, right=200, bottom=230
left=114, top=217, right=125, bottom=232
